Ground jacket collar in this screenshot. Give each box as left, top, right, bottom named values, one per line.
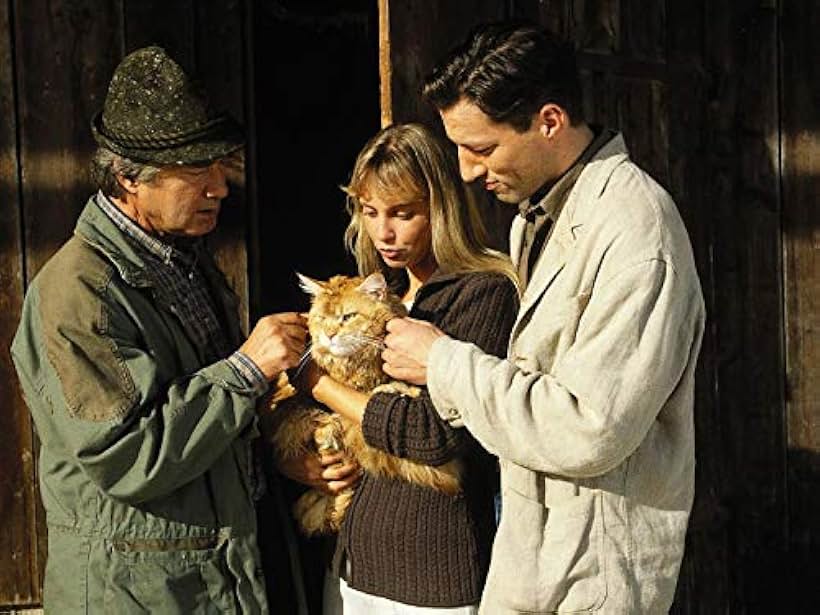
left=512, top=131, right=629, bottom=325
left=74, top=195, right=155, bottom=287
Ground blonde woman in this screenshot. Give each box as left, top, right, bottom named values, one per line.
left=301, top=123, right=519, bottom=614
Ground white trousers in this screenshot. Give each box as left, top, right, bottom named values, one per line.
left=323, top=567, right=478, bottom=615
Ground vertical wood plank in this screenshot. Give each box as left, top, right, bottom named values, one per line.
left=781, top=1, right=820, bottom=611
left=14, top=0, right=123, bottom=279
left=663, top=1, right=728, bottom=612
left=0, top=0, right=39, bottom=605
left=381, top=0, right=507, bottom=128
left=11, top=1, right=124, bottom=605
left=702, top=4, right=785, bottom=611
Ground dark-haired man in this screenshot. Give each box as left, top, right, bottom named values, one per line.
left=11, top=46, right=314, bottom=613
left=383, top=22, right=705, bottom=614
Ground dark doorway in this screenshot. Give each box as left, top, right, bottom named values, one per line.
left=250, top=3, right=380, bottom=614
left=252, top=0, right=380, bottom=318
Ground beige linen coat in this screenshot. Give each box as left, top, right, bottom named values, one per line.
left=428, top=134, right=705, bottom=614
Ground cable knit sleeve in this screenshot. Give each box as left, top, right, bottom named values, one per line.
left=361, top=272, right=518, bottom=464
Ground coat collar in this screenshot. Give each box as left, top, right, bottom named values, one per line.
left=512, top=132, right=630, bottom=327
left=74, top=196, right=155, bottom=287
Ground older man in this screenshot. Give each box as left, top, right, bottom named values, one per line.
left=383, top=22, right=706, bottom=614
left=11, top=46, right=307, bottom=613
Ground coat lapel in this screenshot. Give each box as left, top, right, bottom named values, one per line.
left=511, top=213, right=572, bottom=338
left=509, top=134, right=631, bottom=341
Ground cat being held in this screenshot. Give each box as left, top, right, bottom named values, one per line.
left=262, top=272, right=462, bottom=536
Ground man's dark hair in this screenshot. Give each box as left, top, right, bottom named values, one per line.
left=422, top=21, right=584, bottom=132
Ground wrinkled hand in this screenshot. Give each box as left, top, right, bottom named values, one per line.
left=277, top=452, right=361, bottom=495
left=239, top=312, right=307, bottom=381
left=382, top=317, right=446, bottom=386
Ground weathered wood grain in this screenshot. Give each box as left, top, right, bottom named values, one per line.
left=380, top=0, right=506, bottom=128
left=782, top=1, right=820, bottom=611
left=0, top=0, right=38, bottom=605
left=7, top=0, right=124, bottom=605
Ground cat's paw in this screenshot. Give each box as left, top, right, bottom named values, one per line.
left=314, top=413, right=345, bottom=453
left=294, top=489, right=335, bottom=536
left=371, top=381, right=421, bottom=398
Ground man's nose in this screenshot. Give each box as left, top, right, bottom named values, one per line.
left=205, top=163, right=229, bottom=199
left=457, top=147, right=487, bottom=183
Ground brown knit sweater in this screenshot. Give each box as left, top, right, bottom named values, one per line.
left=331, top=270, right=519, bottom=607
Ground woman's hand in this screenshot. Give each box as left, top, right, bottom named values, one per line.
left=277, top=451, right=361, bottom=495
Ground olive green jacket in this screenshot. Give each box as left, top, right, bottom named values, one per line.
left=11, top=198, right=269, bottom=614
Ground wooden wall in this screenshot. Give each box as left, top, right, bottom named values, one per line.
left=0, top=0, right=250, bottom=607
left=1, top=0, right=817, bottom=612
left=380, top=0, right=818, bottom=612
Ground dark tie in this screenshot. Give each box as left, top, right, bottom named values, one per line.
left=518, top=207, right=553, bottom=288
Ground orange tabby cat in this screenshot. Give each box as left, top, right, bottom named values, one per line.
left=261, top=272, right=462, bottom=536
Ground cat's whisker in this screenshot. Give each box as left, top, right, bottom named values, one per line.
left=346, top=333, right=386, bottom=349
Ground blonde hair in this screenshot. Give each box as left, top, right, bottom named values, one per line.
left=342, top=123, right=518, bottom=291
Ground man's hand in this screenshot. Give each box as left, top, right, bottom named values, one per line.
left=382, top=317, right=447, bottom=385
left=239, top=312, right=307, bottom=381
left=277, top=452, right=361, bottom=495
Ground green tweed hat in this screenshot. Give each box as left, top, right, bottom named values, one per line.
left=91, top=45, right=244, bottom=165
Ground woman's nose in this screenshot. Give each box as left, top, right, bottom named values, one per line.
left=375, top=218, right=395, bottom=241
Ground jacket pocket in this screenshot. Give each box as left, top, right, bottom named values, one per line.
left=104, top=536, right=236, bottom=614
left=490, top=472, right=606, bottom=613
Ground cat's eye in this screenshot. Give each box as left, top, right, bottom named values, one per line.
left=340, top=312, right=357, bottom=322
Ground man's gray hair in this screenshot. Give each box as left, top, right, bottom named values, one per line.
left=90, top=147, right=161, bottom=198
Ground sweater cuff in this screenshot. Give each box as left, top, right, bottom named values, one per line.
left=360, top=392, right=392, bottom=449
left=427, top=336, right=466, bottom=428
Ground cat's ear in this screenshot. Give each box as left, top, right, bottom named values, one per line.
left=297, top=272, right=324, bottom=297
left=357, top=272, right=388, bottom=301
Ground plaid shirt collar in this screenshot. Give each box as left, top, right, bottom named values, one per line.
left=94, top=191, right=199, bottom=267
